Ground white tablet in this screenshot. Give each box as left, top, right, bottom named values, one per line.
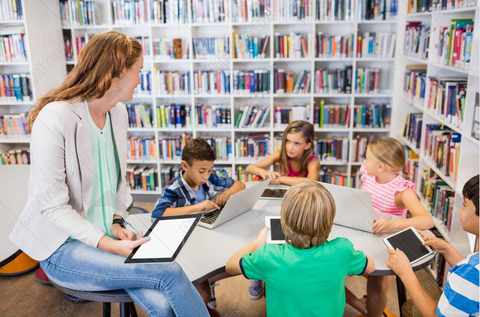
left=265, top=216, right=286, bottom=244
left=125, top=214, right=202, bottom=263
left=383, top=226, right=434, bottom=265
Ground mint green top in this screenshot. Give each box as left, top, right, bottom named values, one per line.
left=240, top=238, right=368, bottom=317
left=84, top=100, right=121, bottom=239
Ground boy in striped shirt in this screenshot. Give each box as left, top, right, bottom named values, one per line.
left=386, top=174, right=479, bottom=317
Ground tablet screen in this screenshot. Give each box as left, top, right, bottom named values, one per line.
left=130, top=217, right=197, bottom=261
left=262, top=189, right=288, bottom=199
left=386, top=229, right=430, bottom=262
left=271, top=218, right=286, bottom=241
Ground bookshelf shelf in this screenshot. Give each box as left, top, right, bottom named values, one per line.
left=356, top=58, right=395, bottom=61
left=233, top=58, right=270, bottom=62
left=423, top=111, right=463, bottom=134
left=0, top=62, right=29, bottom=65
left=127, top=128, right=155, bottom=132
left=196, top=128, right=232, bottom=132
left=419, top=154, right=459, bottom=195
left=352, top=128, right=391, bottom=132
left=405, top=57, right=428, bottom=64
left=0, top=20, right=25, bottom=24
left=157, top=128, right=194, bottom=132
left=314, top=58, right=354, bottom=61
left=432, top=217, right=452, bottom=243
left=402, top=95, right=424, bottom=112
left=234, top=128, right=271, bottom=132
left=428, top=62, right=471, bottom=74
left=127, top=190, right=162, bottom=195
left=152, top=59, right=187, bottom=64
left=314, top=128, right=350, bottom=132
left=0, top=138, right=30, bottom=144
left=398, top=134, right=420, bottom=156
left=234, top=94, right=271, bottom=98
left=350, top=162, right=363, bottom=166
left=357, top=20, right=398, bottom=24
left=126, top=160, right=157, bottom=164
left=314, top=20, right=355, bottom=24
left=272, top=20, right=315, bottom=25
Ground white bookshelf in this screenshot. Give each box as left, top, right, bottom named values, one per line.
left=0, top=0, right=67, bottom=152
left=395, top=4, right=479, bottom=284
left=57, top=0, right=402, bottom=196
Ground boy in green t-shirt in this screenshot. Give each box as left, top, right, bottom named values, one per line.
left=226, top=180, right=376, bottom=317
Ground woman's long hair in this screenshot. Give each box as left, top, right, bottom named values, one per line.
left=27, top=30, right=142, bottom=132
left=278, top=120, right=315, bottom=177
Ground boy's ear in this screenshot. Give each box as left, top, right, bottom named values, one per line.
left=181, top=160, right=189, bottom=171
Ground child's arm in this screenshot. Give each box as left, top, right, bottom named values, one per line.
left=273, top=157, right=321, bottom=185
left=418, top=230, right=464, bottom=267
left=226, top=227, right=269, bottom=275
left=372, top=188, right=434, bottom=234
left=245, top=150, right=281, bottom=179
left=386, top=249, right=439, bottom=317
left=213, top=180, right=246, bottom=206
left=163, top=200, right=220, bottom=216
left=364, top=254, right=376, bottom=274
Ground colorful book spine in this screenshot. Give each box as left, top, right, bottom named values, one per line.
left=403, top=113, right=423, bottom=150
left=315, top=33, right=354, bottom=58
left=195, top=104, right=232, bottom=128
left=0, top=148, right=30, bottom=165
left=320, top=166, right=355, bottom=187
left=274, top=69, right=311, bottom=94
left=349, top=133, right=377, bottom=162
left=232, top=0, right=272, bottom=22
left=404, top=22, right=429, bottom=59
left=355, top=0, right=398, bottom=20
left=274, top=32, right=313, bottom=58
left=203, top=136, right=233, bottom=161
left=190, top=0, right=230, bottom=23
left=0, top=112, right=29, bottom=139
left=274, top=104, right=310, bottom=127
left=233, top=69, right=269, bottom=95
left=0, top=31, right=27, bottom=62
left=353, top=104, right=392, bottom=128
left=271, top=0, right=315, bottom=21
left=112, top=0, right=148, bottom=25
left=156, top=104, right=193, bottom=129
left=64, top=37, right=73, bottom=61
left=0, top=0, right=23, bottom=21
left=127, top=136, right=157, bottom=161
left=316, top=0, right=356, bottom=21
left=235, top=133, right=271, bottom=158
left=151, top=0, right=188, bottom=24
left=192, top=36, right=230, bottom=59
left=136, top=71, right=152, bottom=95
left=126, top=103, right=154, bottom=128
left=357, top=31, right=396, bottom=58
left=158, top=133, right=192, bottom=160
left=404, top=145, right=420, bottom=182
left=233, top=31, right=269, bottom=59
left=153, top=38, right=183, bottom=59
left=75, top=36, right=86, bottom=56
left=314, top=66, right=353, bottom=94
left=355, top=68, right=381, bottom=94
left=315, top=138, right=349, bottom=163
left=135, top=36, right=151, bottom=59
left=126, top=165, right=159, bottom=191
left=403, top=67, right=427, bottom=103
left=193, top=70, right=231, bottom=95
left=0, top=74, right=32, bottom=102
left=314, top=102, right=350, bottom=128
left=235, top=105, right=270, bottom=128
left=235, top=165, right=262, bottom=182
left=59, top=0, right=97, bottom=26
left=155, top=69, right=191, bottom=95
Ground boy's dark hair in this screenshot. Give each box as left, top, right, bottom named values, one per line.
left=182, top=138, right=216, bottom=165
left=463, top=175, right=479, bottom=216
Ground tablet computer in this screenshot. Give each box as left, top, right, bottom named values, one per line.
left=383, top=227, right=434, bottom=265
left=265, top=216, right=286, bottom=244
left=260, top=188, right=288, bottom=200
left=125, top=214, right=202, bottom=263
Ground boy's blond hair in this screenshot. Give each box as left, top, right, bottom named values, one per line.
left=281, top=180, right=336, bottom=249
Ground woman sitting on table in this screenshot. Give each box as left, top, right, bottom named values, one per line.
left=8, top=31, right=208, bottom=317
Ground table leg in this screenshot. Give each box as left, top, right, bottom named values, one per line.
left=396, top=275, right=407, bottom=317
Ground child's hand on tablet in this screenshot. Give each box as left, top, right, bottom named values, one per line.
left=417, top=230, right=448, bottom=254
left=255, top=227, right=270, bottom=249
left=386, top=248, right=413, bottom=278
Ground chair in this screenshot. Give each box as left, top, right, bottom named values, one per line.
left=50, top=280, right=138, bottom=317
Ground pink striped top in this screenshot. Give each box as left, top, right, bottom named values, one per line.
left=360, top=165, right=416, bottom=218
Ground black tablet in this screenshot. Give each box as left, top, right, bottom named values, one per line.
left=383, top=227, right=434, bottom=265
left=266, top=216, right=286, bottom=244
left=125, top=214, right=202, bottom=263
left=260, top=188, right=288, bottom=200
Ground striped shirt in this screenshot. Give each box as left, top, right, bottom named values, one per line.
left=437, top=253, right=479, bottom=317
left=360, top=165, right=416, bottom=218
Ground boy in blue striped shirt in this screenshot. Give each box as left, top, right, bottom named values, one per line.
left=386, top=174, right=479, bottom=317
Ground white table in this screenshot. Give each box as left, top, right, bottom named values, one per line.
left=127, top=198, right=435, bottom=317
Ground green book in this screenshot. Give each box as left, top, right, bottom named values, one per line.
left=319, top=99, right=324, bottom=128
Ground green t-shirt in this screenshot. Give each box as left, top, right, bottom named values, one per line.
left=240, top=237, right=368, bottom=317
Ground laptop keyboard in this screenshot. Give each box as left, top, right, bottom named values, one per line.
left=200, top=208, right=223, bottom=225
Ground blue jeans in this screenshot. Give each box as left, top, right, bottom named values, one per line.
left=40, top=240, right=208, bottom=317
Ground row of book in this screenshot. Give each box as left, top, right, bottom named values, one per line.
left=126, top=165, right=159, bottom=192
left=126, top=103, right=154, bottom=128
left=274, top=33, right=313, bottom=59
left=317, top=0, right=354, bottom=21
left=0, top=112, right=28, bottom=139
left=356, top=0, right=398, bottom=21
left=203, top=136, right=233, bottom=161
left=112, top=0, right=148, bottom=25
left=315, top=33, right=354, bottom=59
left=0, top=0, right=23, bottom=21
left=195, top=104, right=232, bottom=128
left=355, top=68, right=381, bottom=94
left=127, top=136, right=157, bottom=161
left=233, top=70, right=270, bottom=95
left=407, top=0, right=476, bottom=14
left=404, top=22, right=429, bottom=60
left=315, top=67, right=353, bottom=94
left=403, top=113, right=423, bottom=150
left=192, top=36, right=230, bottom=59
left=425, top=77, right=467, bottom=128
left=235, top=133, right=271, bottom=158
left=59, top=1, right=97, bottom=27
left=430, top=19, right=474, bottom=70
left=321, top=167, right=355, bottom=187
left=232, top=32, right=270, bottom=59
left=0, top=148, right=29, bottom=165
left=136, top=71, right=152, bottom=95
left=158, top=133, right=192, bottom=160
left=350, top=134, right=376, bottom=162
left=314, top=102, right=350, bottom=128
left=274, top=105, right=310, bottom=126
left=315, top=138, right=349, bottom=162
left=190, top=0, right=229, bottom=23
left=194, top=70, right=231, bottom=94
left=357, top=32, right=396, bottom=58
left=274, top=69, right=311, bottom=94
left=155, top=69, right=191, bottom=95
left=424, top=125, right=461, bottom=183
left=235, top=105, right=270, bottom=128
left=0, top=73, right=32, bottom=102
left=150, top=0, right=188, bottom=24
left=418, top=169, right=455, bottom=232
left=0, top=28, right=26, bottom=62
left=353, top=104, right=392, bottom=128
left=403, top=66, right=427, bottom=102
left=157, top=104, right=193, bottom=128
left=404, top=146, right=419, bottom=182
left=153, top=38, right=183, bottom=59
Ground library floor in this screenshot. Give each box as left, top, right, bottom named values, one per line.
left=0, top=203, right=442, bottom=317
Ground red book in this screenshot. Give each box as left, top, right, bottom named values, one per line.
left=279, top=36, right=284, bottom=58
left=217, top=71, right=221, bottom=93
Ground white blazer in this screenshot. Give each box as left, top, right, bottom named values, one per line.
left=9, top=100, right=128, bottom=261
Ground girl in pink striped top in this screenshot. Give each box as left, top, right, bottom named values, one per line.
left=346, top=137, right=433, bottom=317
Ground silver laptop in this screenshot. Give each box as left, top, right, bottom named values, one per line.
left=317, top=182, right=383, bottom=234
left=199, top=179, right=272, bottom=229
